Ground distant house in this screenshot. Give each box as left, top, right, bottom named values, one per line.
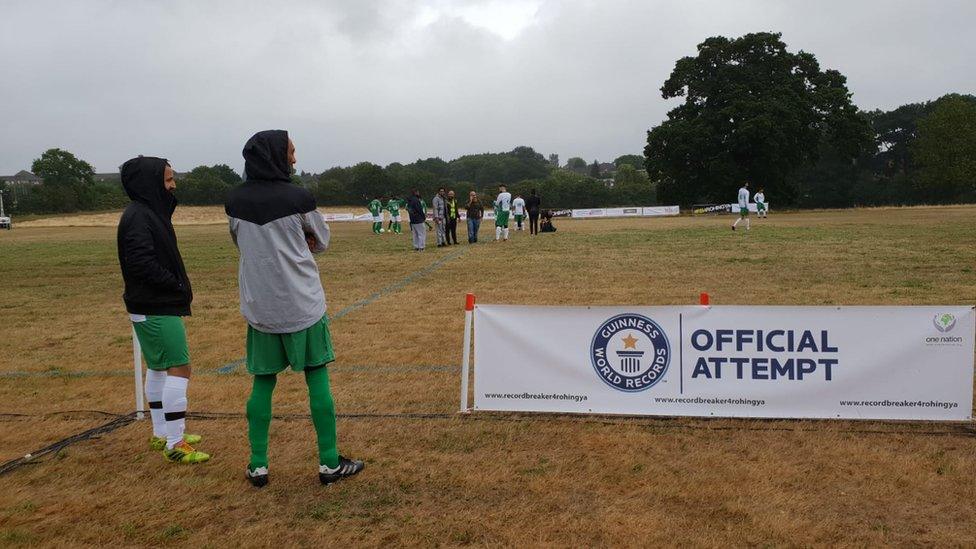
left=0, top=170, right=43, bottom=185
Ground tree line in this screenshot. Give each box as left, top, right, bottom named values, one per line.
left=3, top=147, right=654, bottom=214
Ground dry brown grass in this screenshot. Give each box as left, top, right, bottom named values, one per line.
left=1, top=205, right=975, bottom=546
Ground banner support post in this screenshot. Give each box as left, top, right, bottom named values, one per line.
left=132, top=326, right=145, bottom=420
left=459, top=293, right=475, bottom=413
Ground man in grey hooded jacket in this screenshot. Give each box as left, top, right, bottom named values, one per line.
left=226, top=130, right=364, bottom=488
left=432, top=187, right=447, bottom=247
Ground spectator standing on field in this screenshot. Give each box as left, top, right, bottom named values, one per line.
left=465, top=191, right=484, bottom=243
left=406, top=189, right=427, bottom=251
left=225, top=130, right=364, bottom=488
left=117, top=155, right=208, bottom=465
left=444, top=190, right=459, bottom=245
left=432, top=188, right=447, bottom=247
left=526, top=189, right=541, bottom=235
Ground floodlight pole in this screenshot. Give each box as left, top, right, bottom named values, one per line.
left=459, top=293, right=475, bottom=413
left=132, top=326, right=145, bottom=420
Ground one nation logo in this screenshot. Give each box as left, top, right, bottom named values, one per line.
left=590, top=313, right=671, bottom=392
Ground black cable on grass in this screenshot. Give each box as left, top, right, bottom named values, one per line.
left=0, top=413, right=135, bottom=477
left=0, top=410, right=127, bottom=421
left=2, top=409, right=973, bottom=478
left=2, top=409, right=974, bottom=438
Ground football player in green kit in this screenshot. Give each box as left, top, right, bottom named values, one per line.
left=368, top=195, right=384, bottom=234
left=386, top=196, right=403, bottom=234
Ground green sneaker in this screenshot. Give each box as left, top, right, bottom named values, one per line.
left=150, top=434, right=202, bottom=451
left=163, top=441, right=211, bottom=464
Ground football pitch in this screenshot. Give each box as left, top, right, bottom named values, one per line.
left=1, top=205, right=975, bottom=546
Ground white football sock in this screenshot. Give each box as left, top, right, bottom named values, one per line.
left=495, top=226, right=501, bottom=240
left=163, top=375, right=189, bottom=449
left=733, top=218, right=740, bottom=227
left=503, top=228, right=509, bottom=240
left=145, top=369, right=167, bottom=438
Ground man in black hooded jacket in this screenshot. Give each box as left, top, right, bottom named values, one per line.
left=117, top=156, right=209, bottom=464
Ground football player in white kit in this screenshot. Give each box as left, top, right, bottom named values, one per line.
left=512, top=194, right=526, bottom=230
left=732, top=182, right=750, bottom=231
left=494, top=185, right=512, bottom=241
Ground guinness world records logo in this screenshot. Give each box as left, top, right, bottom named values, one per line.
left=590, top=313, right=671, bottom=392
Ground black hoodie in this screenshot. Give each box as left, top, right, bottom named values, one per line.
left=225, top=130, right=314, bottom=224
left=116, top=156, right=192, bottom=316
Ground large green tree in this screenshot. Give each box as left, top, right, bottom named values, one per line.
left=31, top=148, right=95, bottom=188
left=27, top=148, right=97, bottom=212
left=349, top=162, right=391, bottom=201
left=613, top=154, right=645, bottom=169
left=175, top=164, right=244, bottom=205
left=565, top=157, right=587, bottom=173
left=646, top=32, right=871, bottom=205
left=913, top=96, right=976, bottom=203
left=613, top=163, right=656, bottom=205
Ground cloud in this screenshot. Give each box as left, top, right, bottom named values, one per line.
left=0, top=0, right=973, bottom=174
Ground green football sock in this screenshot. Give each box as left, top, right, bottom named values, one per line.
left=305, top=365, right=339, bottom=468
left=247, top=374, right=277, bottom=469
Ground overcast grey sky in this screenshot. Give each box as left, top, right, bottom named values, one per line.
left=1, top=0, right=973, bottom=174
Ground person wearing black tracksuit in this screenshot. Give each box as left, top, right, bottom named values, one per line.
left=406, top=190, right=427, bottom=251
left=117, top=156, right=208, bottom=464
left=526, top=189, right=541, bottom=235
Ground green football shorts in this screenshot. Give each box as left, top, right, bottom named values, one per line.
left=756, top=203, right=767, bottom=213
left=246, top=315, right=336, bottom=375
left=495, top=210, right=510, bottom=227
left=131, top=315, right=190, bottom=371
left=739, top=207, right=750, bottom=218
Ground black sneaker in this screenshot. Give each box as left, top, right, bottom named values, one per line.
left=246, top=466, right=269, bottom=488
left=318, top=456, right=365, bottom=485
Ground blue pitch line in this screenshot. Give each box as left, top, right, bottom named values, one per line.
left=215, top=247, right=468, bottom=374
left=0, top=364, right=459, bottom=379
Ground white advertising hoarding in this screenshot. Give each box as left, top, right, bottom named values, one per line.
left=572, top=206, right=680, bottom=218
left=472, top=305, right=974, bottom=420
left=641, top=206, right=680, bottom=217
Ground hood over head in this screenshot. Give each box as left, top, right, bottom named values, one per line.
left=243, top=130, right=290, bottom=183
left=120, top=156, right=176, bottom=220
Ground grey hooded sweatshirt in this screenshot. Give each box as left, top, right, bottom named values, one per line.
left=225, top=130, right=331, bottom=334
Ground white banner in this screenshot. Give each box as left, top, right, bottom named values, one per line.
left=322, top=212, right=356, bottom=221
left=641, top=206, right=680, bottom=217
left=571, top=206, right=679, bottom=218
left=472, top=305, right=974, bottom=420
